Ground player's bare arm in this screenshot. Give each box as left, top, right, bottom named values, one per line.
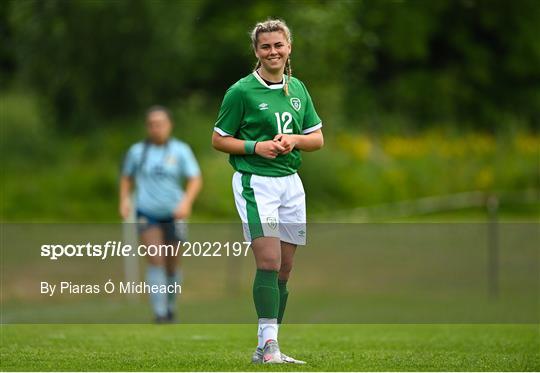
left=273, top=129, right=324, bottom=155
left=119, top=175, right=134, bottom=220
left=212, top=132, right=285, bottom=159
left=174, top=175, right=203, bottom=219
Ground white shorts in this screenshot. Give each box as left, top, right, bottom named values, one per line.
left=232, top=172, right=306, bottom=245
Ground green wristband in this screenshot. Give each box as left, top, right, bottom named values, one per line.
left=244, top=140, right=257, bottom=155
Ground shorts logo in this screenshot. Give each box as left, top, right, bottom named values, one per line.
left=266, top=217, right=278, bottom=230
left=258, top=103, right=269, bottom=111
left=290, top=98, right=301, bottom=111
left=298, top=230, right=305, bottom=237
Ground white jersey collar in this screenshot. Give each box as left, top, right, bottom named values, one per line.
left=252, top=71, right=285, bottom=90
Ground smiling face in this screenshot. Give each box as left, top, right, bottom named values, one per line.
left=254, top=31, right=291, bottom=77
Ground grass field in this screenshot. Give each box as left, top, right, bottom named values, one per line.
left=2, top=215, right=538, bottom=371
left=1, top=324, right=539, bottom=371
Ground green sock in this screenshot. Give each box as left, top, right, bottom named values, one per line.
left=253, top=269, right=279, bottom=319
left=278, top=279, right=289, bottom=324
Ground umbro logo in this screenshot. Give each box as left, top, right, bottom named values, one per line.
left=258, top=103, right=269, bottom=110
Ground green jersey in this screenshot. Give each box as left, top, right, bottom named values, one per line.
left=214, top=72, right=322, bottom=177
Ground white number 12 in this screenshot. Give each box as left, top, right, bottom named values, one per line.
left=275, top=112, right=293, bottom=134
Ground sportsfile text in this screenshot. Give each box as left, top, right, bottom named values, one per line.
left=41, top=241, right=174, bottom=260
left=41, top=241, right=251, bottom=260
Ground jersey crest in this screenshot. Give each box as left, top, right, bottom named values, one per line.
left=266, top=216, right=278, bottom=230
left=290, top=97, right=301, bottom=111
left=165, top=155, right=177, bottom=165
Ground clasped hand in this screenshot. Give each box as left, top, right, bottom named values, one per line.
left=255, top=134, right=297, bottom=159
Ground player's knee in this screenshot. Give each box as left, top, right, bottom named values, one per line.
left=258, top=263, right=281, bottom=272
left=147, top=256, right=165, bottom=266
left=257, top=259, right=281, bottom=272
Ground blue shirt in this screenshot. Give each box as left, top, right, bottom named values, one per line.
left=122, top=138, right=200, bottom=219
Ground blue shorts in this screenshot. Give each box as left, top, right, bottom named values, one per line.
left=136, top=210, right=187, bottom=242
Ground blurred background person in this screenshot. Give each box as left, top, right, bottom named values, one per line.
left=119, top=105, right=202, bottom=323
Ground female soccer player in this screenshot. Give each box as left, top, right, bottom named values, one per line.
left=212, top=19, right=324, bottom=364
left=120, top=106, right=202, bottom=322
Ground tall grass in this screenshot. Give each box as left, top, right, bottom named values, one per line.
left=1, top=91, right=538, bottom=221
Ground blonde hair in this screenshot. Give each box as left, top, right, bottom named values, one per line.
left=250, top=19, right=292, bottom=96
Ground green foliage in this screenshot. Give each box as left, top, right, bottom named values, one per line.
left=1, top=91, right=538, bottom=221
left=2, top=1, right=540, bottom=221
left=3, top=0, right=540, bottom=132
left=301, top=130, right=539, bottom=213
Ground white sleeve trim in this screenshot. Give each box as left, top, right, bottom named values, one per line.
left=214, top=127, right=233, bottom=137
left=302, top=122, right=323, bottom=134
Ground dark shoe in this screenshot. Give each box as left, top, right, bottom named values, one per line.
left=167, top=310, right=176, bottom=323
left=154, top=315, right=169, bottom=324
